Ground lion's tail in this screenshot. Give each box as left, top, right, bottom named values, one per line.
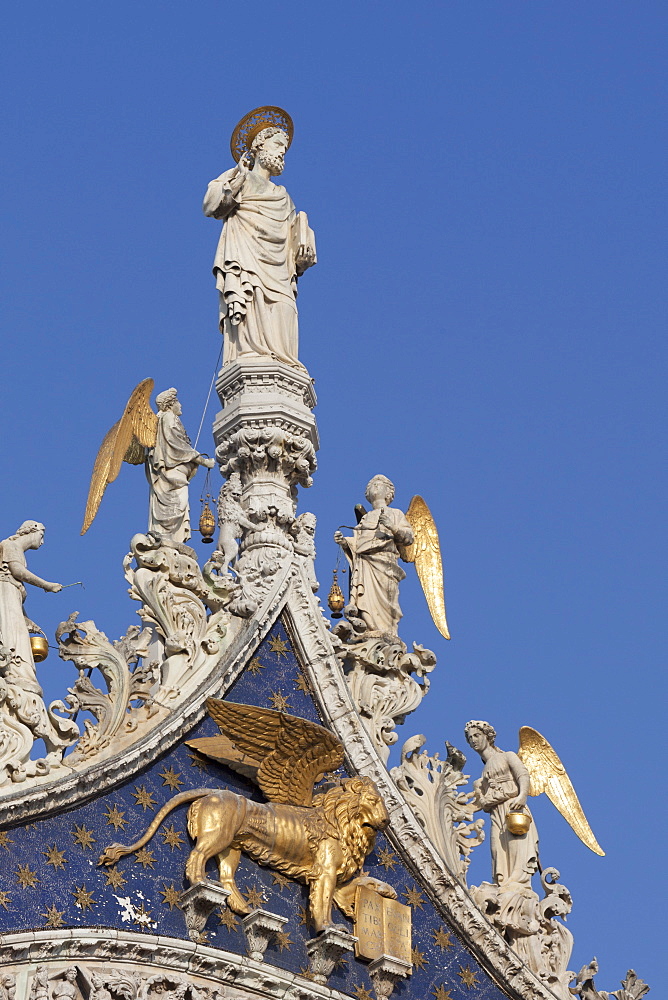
left=98, top=788, right=212, bottom=866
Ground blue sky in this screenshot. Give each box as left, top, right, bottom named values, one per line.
left=1, top=2, right=665, bottom=989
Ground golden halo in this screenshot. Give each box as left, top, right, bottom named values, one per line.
left=229, top=106, right=294, bottom=163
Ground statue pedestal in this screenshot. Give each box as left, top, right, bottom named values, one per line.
left=242, top=908, right=289, bottom=961
left=213, top=359, right=319, bottom=502
left=178, top=881, right=230, bottom=941
left=368, top=955, right=412, bottom=999
left=306, top=926, right=357, bottom=985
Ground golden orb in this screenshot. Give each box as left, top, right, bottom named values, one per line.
left=30, top=635, right=49, bottom=662
left=199, top=501, right=216, bottom=543
left=506, top=811, right=532, bottom=836
left=327, top=574, right=345, bottom=618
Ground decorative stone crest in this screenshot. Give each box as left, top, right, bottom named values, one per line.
left=332, top=627, right=436, bottom=762
left=390, top=735, right=484, bottom=880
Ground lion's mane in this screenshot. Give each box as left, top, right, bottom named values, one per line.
left=308, top=776, right=385, bottom=884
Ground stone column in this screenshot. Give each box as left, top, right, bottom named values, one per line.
left=212, top=359, right=318, bottom=616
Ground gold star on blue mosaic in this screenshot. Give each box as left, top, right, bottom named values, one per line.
left=71, top=823, right=96, bottom=849
left=43, top=845, right=67, bottom=870
left=160, top=823, right=185, bottom=851
left=132, top=785, right=157, bottom=811
left=41, top=904, right=65, bottom=928
left=160, top=883, right=181, bottom=910
left=133, top=902, right=153, bottom=927
left=160, top=766, right=183, bottom=791
left=186, top=749, right=208, bottom=771
left=0, top=831, right=13, bottom=850
left=294, top=670, right=310, bottom=695
left=457, top=966, right=479, bottom=989
left=15, top=863, right=39, bottom=888
left=412, top=946, right=428, bottom=970
left=403, top=885, right=425, bottom=909
left=103, top=867, right=126, bottom=889
left=0, top=891, right=11, bottom=910
left=272, top=872, right=290, bottom=889
left=134, top=847, right=157, bottom=869
left=218, top=907, right=238, bottom=931
left=244, top=885, right=266, bottom=908
left=269, top=690, right=291, bottom=712
left=432, top=926, right=454, bottom=950
left=248, top=657, right=265, bottom=675
left=297, top=905, right=309, bottom=926
left=276, top=930, right=293, bottom=951
left=72, top=884, right=96, bottom=910
left=353, top=986, right=374, bottom=1000
left=377, top=847, right=398, bottom=869
left=103, top=804, right=128, bottom=830
left=299, top=967, right=315, bottom=982
left=431, top=986, right=454, bottom=1000
left=268, top=635, right=289, bottom=658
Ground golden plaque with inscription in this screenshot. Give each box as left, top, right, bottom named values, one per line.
left=354, top=884, right=412, bottom=964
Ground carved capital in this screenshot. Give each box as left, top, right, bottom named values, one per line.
left=178, top=882, right=230, bottom=942
left=368, top=955, right=412, bottom=999
left=241, top=908, right=288, bottom=961
left=305, top=926, right=357, bottom=984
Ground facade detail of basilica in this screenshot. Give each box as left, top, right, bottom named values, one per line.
left=0, top=107, right=649, bottom=1000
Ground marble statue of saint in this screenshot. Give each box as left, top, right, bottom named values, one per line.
left=334, top=475, right=414, bottom=634
left=465, top=720, right=539, bottom=890
left=203, top=106, right=316, bottom=367
left=146, top=388, right=215, bottom=544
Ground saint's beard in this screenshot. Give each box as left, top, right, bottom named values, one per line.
left=257, top=149, right=285, bottom=175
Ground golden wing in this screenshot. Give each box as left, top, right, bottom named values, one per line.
left=81, top=378, right=158, bottom=534
left=187, top=699, right=344, bottom=808
left=399, top=495, right=450, bottom=640
left=518, top=726, right=605, bottom=856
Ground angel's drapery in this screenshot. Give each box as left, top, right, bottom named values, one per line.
left=341, top=507, right=414, bottom=635
left=146, top=410, right=201, bottom=544
left=477, top=749, right=539, bottom=890
left=203, top=169, right=301, bottom=367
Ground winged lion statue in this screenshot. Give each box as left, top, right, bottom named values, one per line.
left=99, top=699, right=390, bottom=931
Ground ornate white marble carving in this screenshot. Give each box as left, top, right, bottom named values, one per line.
left=305, top=926, right=356, bottom=985
left=571, top=960, right=650, bottom=1000
left=215, top=473, right=255, bottom=575
left=123, top=533, right=230, bottom=694
left=368, top=955, right=412, bottom=1000
left=0, top=522, right=78, bottom=785
left=331, top=629, right=435, bottom=762
left=211, top=359, right=318, bottom=620
left=56, top=615, right=157, bottom=763
left=241, top=909, right=288, bottom=962
left=203, top=114, right=316, bottom=368
left=294, top=513, right=319, bottom=593
left=7, top=929, right=348, bottom=1000
left=389, top=735, right=484, bottom=881
left=179, top=883, right=230, bottom=943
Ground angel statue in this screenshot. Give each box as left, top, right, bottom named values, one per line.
left=82, top=379, right=215, bottom=543
left=203, top=106, right=316, bottom=368
left=100, top=699, right=392, bottom=932
left=334, top=475, right=449, bottom=638
left=0, top=521, right=78, bottom=781
left=465, top=721, right=604, bottom=892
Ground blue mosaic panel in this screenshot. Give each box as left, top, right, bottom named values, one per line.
left=0, top=619, right=508, bottom=1000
